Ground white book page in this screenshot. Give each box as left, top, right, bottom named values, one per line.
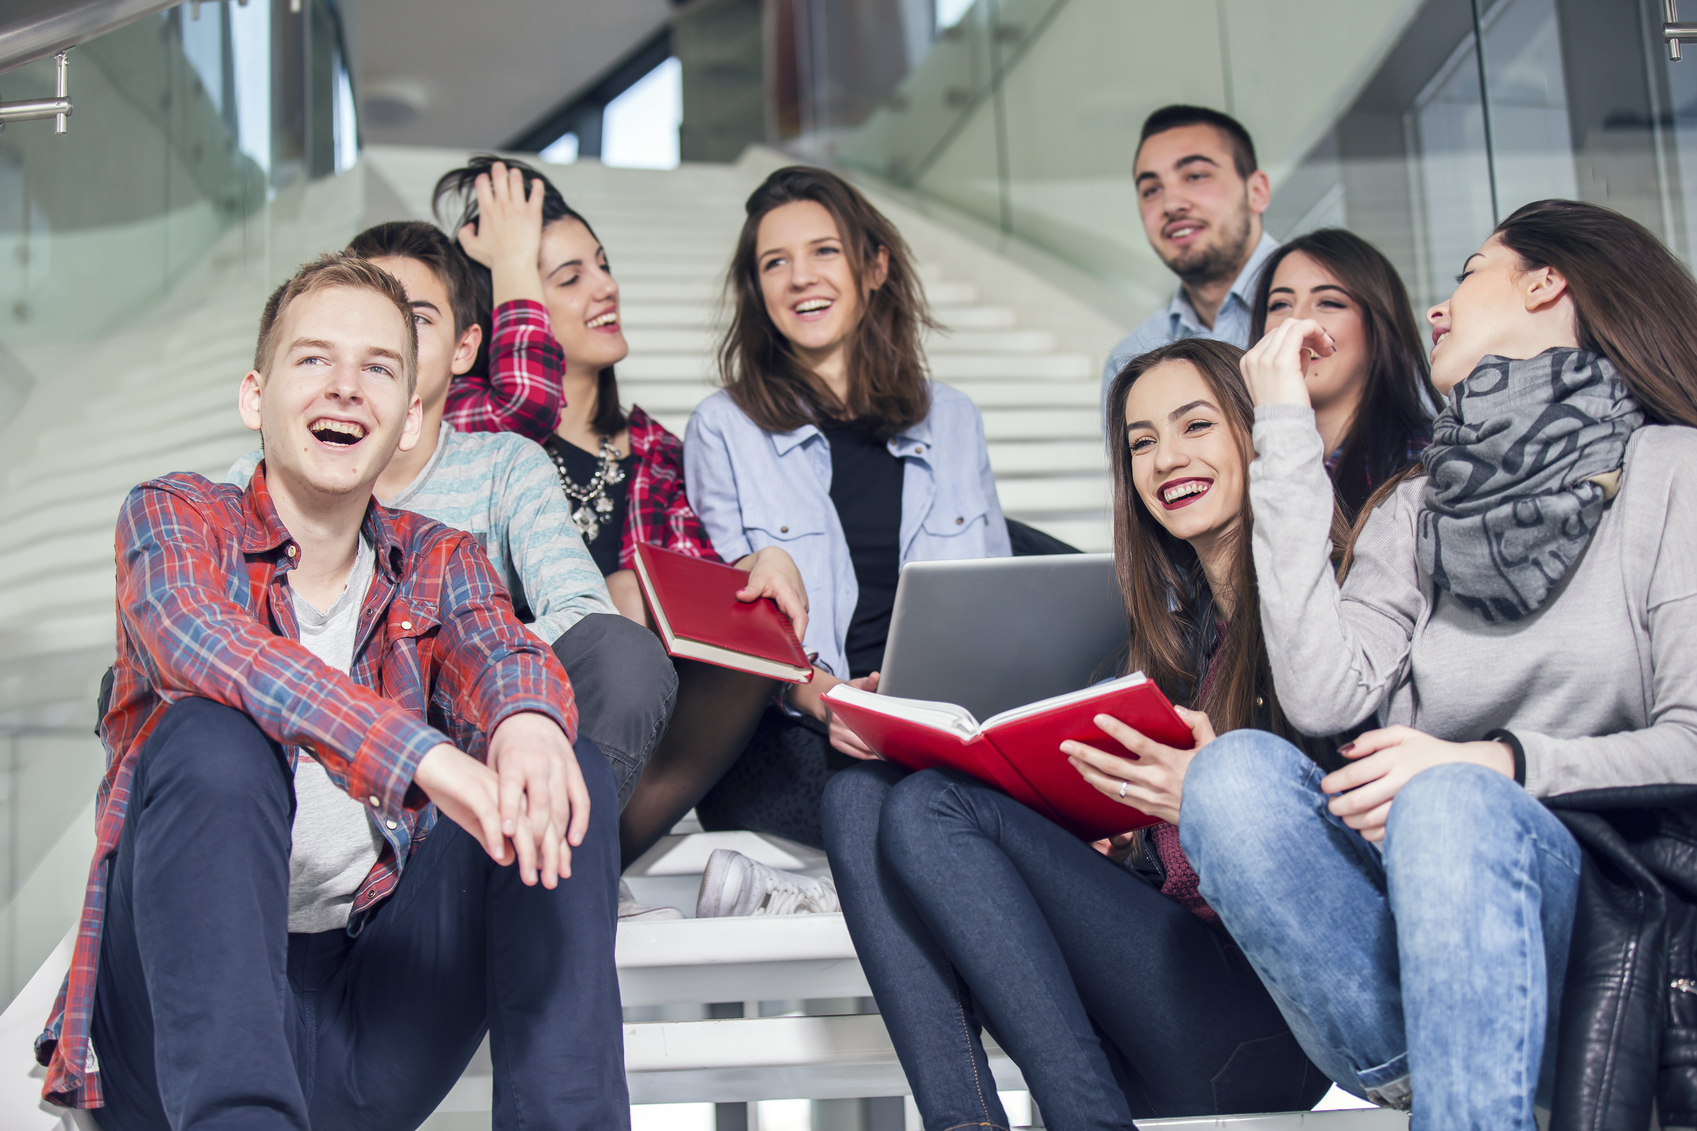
left=824, top=684, right=981, bottom=739
left=632, top=549, right=676, bottom=650
left=979, top=672, right=1149, bottom=731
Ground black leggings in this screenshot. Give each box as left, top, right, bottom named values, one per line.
left=694, top=709, right=852, bottom=850
left=617, top=659, right=778, bottom=868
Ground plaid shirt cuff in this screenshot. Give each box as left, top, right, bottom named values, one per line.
left=488, top=694, right=578, bottom=748
left=349, top=708, right=452, bottom=819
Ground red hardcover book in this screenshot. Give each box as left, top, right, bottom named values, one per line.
left=823, top=674, right=1194, bottom=841
left=633, top=542, right=812, bottom=683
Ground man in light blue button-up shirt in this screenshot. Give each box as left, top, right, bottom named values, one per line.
left=1101, top=106, right=1277, bottom=413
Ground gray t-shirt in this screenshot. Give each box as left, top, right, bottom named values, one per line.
left=288, top=536, right=386, bottom=933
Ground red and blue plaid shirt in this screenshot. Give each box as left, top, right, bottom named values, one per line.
left=36, top=463, right=577, bottom=1109
left=440, top=299, right=718, bottom=566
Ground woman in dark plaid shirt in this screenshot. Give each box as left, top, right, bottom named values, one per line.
left=432, top=156, right=813, bottom=889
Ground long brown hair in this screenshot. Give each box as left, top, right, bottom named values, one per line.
left=432, top=155, right=627, bottom=440
left=1340, top=198, right=1697, bottom=575
left=1250, top=228, right=1438, bottom=518
left=1107, top=338, right=1318, bottom=739
left=718, top=166, right=934, bottom=438
left=1496, top=199, right=1697, bottom=429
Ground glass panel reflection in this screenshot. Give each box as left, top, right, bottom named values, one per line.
left=0, top=1, right=362, bottom=1004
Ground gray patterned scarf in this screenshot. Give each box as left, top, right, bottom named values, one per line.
left=1417, top=348, right=1643, bottom=624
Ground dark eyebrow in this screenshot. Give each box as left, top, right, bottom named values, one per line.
left=1137, top=153, right=1219, bottom=187
left=408, top=299, right=442, bottom=315
left=1269, top=284, right=1349, bottom=301
left=1124, top=399, right=1217, bottom=434
left=545, top=257, right=584, bottom=280
left=759, top=236, right=840, bottom=261
left=1461, top=253, right=1483, bottom=270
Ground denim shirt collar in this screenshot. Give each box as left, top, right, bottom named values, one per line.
left=770, top=411, right=937, bottom=458
left=886, top=413, right=935, bottom=458
left=1165, top=230, right=1279, bottom=336
left=770, top=423, right=820, bottom=457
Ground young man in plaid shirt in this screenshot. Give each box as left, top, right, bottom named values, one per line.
left=36, top=254, right=628, bottom=1129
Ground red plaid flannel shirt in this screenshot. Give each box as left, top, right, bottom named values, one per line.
left=36, top=464, right=576, bottom=1109
left=443, top=299, right=566, bottom=438
left=438, top=299, right=717, bottom=567
left=619, top=405, right=719, bottom=567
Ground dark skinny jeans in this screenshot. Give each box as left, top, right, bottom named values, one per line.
left=821, top=762, right=1329, bottom=1131
left=90, top=696, right=628, bottom=1131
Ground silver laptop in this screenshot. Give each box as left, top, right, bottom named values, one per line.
left=877, top=554, right=1129, bottom=722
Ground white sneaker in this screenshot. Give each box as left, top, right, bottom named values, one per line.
left=618, top=877, right=683, bottom=922
left=695, top=848, right=839, bottom=917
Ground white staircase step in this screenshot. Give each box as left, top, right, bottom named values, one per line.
left=987, top=440, right=1109, bottom=476
left=618, top=915, right=866, bottom=1008
left=927, top=353, right=1093, bottom=380
left=981, top=408, right=1101, bottom=439
left=995, top=476, right=1111, bottom=514
left=946, top=380, right=1100, bottom=407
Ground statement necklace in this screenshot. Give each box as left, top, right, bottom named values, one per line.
left=547, top=436, right=627, bottom=543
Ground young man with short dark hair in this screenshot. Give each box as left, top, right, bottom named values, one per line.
left=1101, top=105, right=1278, bottom=404
left=37, top=254, right=629, bottom=1128
left=228, top=219, right=681, bottom=822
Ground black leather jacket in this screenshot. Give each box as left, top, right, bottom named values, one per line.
left=1548, top=784, right=1697, bottom=1131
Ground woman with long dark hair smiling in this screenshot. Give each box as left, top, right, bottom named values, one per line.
left=429, top=156, right=813, bottom=892
left=819, top=338, right=1335, bottom=1128
left=1180, top=200, right=1697, bottom=1129
left=683, top=165, right=1010, bottom=851
left=1249, top=228, right=1437, bottom=519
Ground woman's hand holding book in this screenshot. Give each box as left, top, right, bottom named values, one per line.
left=1064, top=705, right=1217, bottom=826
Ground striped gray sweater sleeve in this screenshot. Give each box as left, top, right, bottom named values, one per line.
left=482, top=437, right=616, bottom=642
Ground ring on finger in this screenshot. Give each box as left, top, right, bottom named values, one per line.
left=1118, top=779, right=1129, bottom=800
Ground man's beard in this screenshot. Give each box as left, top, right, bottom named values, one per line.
left=1162, top=203, right=1255, bottom=288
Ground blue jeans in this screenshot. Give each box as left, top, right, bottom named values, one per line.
left=90, top=697, right=629, bottom=1131
left=1180, top=729, right=1582, bottom=1131
left=822, top=762, right=1329, bottom=1131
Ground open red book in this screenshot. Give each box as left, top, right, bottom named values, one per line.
left=633, top=542, right=812, bottom=683
left=823, top=673, right=1194, bottom=841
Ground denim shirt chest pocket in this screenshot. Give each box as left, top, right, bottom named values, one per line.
left=902, top=440, right=995, bottom=553
left=918, top=472, right=993, bottom=540
left=738, top=483, right=831, bottom=548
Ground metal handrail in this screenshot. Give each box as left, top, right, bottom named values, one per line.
left=0, top=50, right=70, bottom=132
left=0, top=0, right=182, bottom=76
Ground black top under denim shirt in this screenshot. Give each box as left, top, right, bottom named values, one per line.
left=821, top=419, right=904, bottom=679
left=542, top=435, right=634, bottom=578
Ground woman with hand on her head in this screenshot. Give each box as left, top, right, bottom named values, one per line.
left=820, top=338, right=1335, bottom=1129
left=683, top=166, right=1010, bottom=850
left=431, top=156, right=810, bottom=874
left=1180, top=200, right=1697, bottom=1130
left=1250, top=228, right=1438, bottom=519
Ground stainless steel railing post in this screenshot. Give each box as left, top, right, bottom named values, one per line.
left=0, top=49, right=72, bottom=134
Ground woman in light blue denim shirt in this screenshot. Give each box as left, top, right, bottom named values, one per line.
left=682, top=167, right=1009, bottom=848
left=686, top=382, right=1007, bottom=679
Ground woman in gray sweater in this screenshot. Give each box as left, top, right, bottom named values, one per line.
left=1176, top=199, right=1697, bottom=1131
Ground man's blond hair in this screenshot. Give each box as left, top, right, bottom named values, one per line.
left=253, top=253, right=419, bottom=393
